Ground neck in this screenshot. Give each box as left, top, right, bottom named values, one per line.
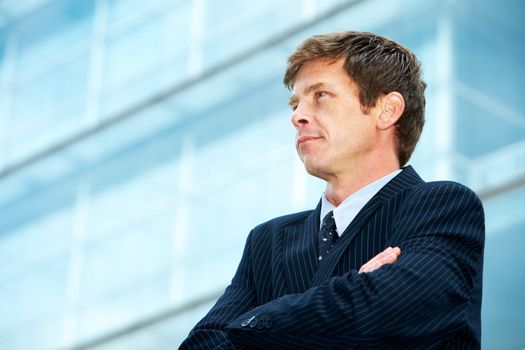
left=324, top=159, right=400, bottom=207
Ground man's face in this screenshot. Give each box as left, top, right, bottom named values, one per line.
left=289, top=58, right=380, bottom=180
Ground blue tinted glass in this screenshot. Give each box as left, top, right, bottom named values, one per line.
left=0, top=0, right=523, bottom=349
left=483, top=187, right=525, bottom=348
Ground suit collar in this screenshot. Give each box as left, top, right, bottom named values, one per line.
left=373, top=165, right=423, bottom=201
left=320, top=169, right=402, bottom=235
left=309, top=165, right=424, bottom=287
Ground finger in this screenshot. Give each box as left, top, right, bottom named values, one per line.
left=379, top=252, right=398, bottom=265
left=359, top=258, right=382, bottom=273
left=359, top=259, right=385, bottom=274
left=359, top=249, right=388, bottom=273
left=359, top=247, right=401, bottom=273
left=378, top=247, right=401, bottom=264
left=374, top=246, right=394, bottom=260
left=361, top=247, right=395, bottom=270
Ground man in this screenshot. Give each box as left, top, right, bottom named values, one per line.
left=180, top=31, right=484, bottom=349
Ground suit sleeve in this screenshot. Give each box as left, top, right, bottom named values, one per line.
left=224, top=183, right=485, bottom=349
left=179, top=231, right=258, bottom=350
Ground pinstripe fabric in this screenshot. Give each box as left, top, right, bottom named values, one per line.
left=179, top=166, right=485, bottom=349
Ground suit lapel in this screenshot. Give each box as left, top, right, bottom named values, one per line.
left=309, top=166, right=424, bottom=287
left=282, top=202, right=321, bottom=293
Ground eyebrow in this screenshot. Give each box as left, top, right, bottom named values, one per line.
left=288, top=82, right=329, bottom=107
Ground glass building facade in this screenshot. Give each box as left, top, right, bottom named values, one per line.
left=0, top=0, right=523, bottom=348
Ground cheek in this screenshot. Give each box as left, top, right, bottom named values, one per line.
left=337, top=121, right=374, bottom=148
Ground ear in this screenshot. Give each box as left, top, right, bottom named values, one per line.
left=377, top=92, right=405, bottom=130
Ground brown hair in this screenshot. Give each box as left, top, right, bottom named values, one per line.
left=284, top=31, right=426, bottom=166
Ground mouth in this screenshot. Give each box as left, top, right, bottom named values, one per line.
left=297, top=136, right=322, bottom=146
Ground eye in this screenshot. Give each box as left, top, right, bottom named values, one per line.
left=315, top=91, right=328, bottom=99
left=290, top=104, right=298, bottom=111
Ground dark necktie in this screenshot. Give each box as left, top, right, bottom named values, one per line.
left=319, top=210, right=339, bottom=261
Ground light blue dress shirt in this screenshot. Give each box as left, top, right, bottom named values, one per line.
left=320, top=169, right=402, bottom=235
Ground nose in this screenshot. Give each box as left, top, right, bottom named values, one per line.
left=291, top=105, right=312, bottom=128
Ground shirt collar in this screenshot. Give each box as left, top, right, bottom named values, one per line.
left=320, top=169, right=402, bottom=235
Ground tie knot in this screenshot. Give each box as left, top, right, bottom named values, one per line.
left=322, top=210, right=337, bottom=234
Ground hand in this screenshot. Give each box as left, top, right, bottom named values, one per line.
left=359, top=246, right=401, bottom=273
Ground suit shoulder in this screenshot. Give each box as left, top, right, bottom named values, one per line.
left=251, top=209, right=314, bottom=234
left=411, top=180, right=480, bottom=196
left=407, top=180, right=483, bottom=208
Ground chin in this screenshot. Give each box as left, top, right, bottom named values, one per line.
left=302, top=158, right=330, bottom=180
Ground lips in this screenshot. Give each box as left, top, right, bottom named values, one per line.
left=297, top=136, right=322, bottom=145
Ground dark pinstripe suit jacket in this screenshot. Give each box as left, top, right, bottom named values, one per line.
left=180, top=166, right=485, bottom=349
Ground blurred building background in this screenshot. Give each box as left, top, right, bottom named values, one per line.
left=0, top=0, right=523, bottom=349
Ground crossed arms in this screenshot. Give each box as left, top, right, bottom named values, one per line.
left=179, top=183, right=484, bottom=349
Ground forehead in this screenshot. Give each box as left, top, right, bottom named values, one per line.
left=291, top=58, right=354, bottom=94
left=293, top=59, right=347, bottom=89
